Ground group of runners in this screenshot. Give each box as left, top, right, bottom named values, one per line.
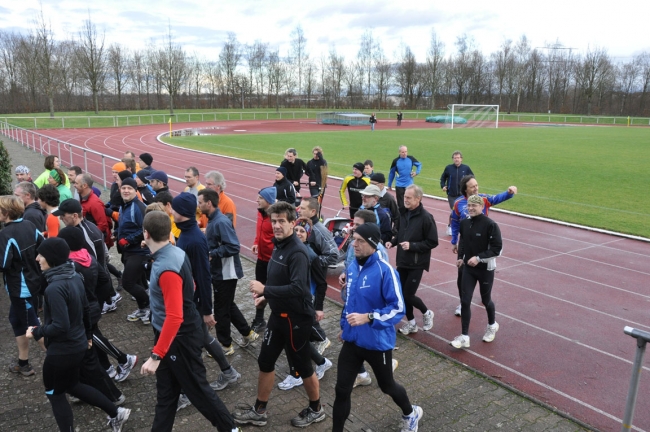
left=0, top=144, right=517, bottom=431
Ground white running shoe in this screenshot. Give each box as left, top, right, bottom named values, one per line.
left=399, top=322, right=418, bottom=335
left=454, top=304, right=462, bottom=317
left=315, top=358, right=332, bottom=380
left=102, top=302, right=117, bottom=314
left=450, top=335, right=470, bottom=349
left=422, top=310, right=434, bottom=331
left=278, top=375, right=303, bottom=390
left=353, top=373, right=372, bottom=388
left=483, top=322, right=499, bottom=342
left=400, top=405, right=423, bottom=432
left=115, top=355, right=138, bottom=382
left=314, top=338, right=331, bottom=356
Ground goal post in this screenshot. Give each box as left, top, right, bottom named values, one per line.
left=446, top=104, right=499, bottom=129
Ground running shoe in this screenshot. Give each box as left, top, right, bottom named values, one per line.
left=278, top=375, right=303, bottom=390
left=291, top=406, right=326, bottom=427
left=482, top=322, right=499, bottom=342
left=315, top=358, right=332, bottom=380
left=210, top=367, right=241, bottom=391
left=450, top=335, right=470, bottom=349
left=115, top=354, right=137, bottom=382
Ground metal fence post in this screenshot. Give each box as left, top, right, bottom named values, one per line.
left=69, top=145, right=73, bottom=167
left=621, top=326, right=650, bottom=431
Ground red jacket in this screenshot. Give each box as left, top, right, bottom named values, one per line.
left=80, top=192, right=111, bottom=241
left=253, top=209, right=274, bottom=262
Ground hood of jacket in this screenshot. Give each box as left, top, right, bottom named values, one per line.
left=43, top=261, right=77, bottom=283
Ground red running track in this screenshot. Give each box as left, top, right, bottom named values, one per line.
left=34, top=120, right=650, bottom=432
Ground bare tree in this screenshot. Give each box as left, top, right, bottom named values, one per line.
left=493, top=39, right=513, bottom=107
left=452, top=34, right=476, bottom=104
left=357, top=30, right=374, bottom=106
left=637, top=52, right=650, bottom=114
left=575, top=47, right=611, bottom=115
left=374, top=46, right=393, bottom=109
left=33, top=11, right=64, bottom=117
left=396, top=44, right=420, bottom=108
left=290, top=25, right=308, bottom=107
left=76, top=17, right=106, bottom=114
left=158, top=24, right=188, bottom=114
left=129, top=50, right=146, bottom=110
left=107, top=44, right=128, bottom=109
left=246, top=41, right=267, bottom=108
left=303, top=59, right=316, bottom=108
left=616, top=60, right=639, bottom=115
left=0, top=32, right=22, bottom=111
left=17, top=34, right=41, bottom=110
left=327, top=49, right=345, bottom=109
left=425, top=29, right=445, bottom=109
left=219, top=32, right=241, bottom=108
left=267, top=50, right=285, bottom=111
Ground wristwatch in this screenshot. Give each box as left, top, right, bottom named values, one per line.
left=367, top=312, right=374, bottom=322
left=150, top=352, right=162, bottom=361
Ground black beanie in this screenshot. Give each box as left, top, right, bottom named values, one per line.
left=121, top=177, right=137, bottom=190
left=118, top=170, right=132, bottom=181
left=139, top=152, right=153, bottom=166
left=38, top=237, right=70, bottom=268
left=58, top=226, right=85, bottom=252
left=355, top=223, right=381, bottom=250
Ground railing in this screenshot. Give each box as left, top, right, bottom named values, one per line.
left=621, top=326, right=650, bottom=432
left=4, top=110, right=649, bottom=130
left=0, top=121, right=185, bottom=191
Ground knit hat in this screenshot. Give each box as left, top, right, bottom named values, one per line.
left=136, top=170, right=149, bottom=184
left=38, top=237, right=70, bottom=268
left=467, top=195, right=484, bottom=206
left=360, top=185, right=382, bottom=197
left=146, top=170, right=168, bottom=184
left=49, top=169, right=61, bottom=183
left=112, top=162, right=126, bottom=172
left=139, top=152, right=153, bottom=166
left=172, top=192, right=197, bottom=219
left=52, top=198, right=83, bottom=216
left=353, top=162, right=365, bottom=172
left=118, top=170, right=132, bottom=181
left=276, top=167, right=287, bottom=177
left=58, top=226, right=85, bottom=252
left=354, top=223, right=381, bottom=250
left=121, top=177, right=137, bottom=190
left=370, top=173, right=386, bottom=183
left=294, top=218, right=313, bottom=238
left=15, top=165, right=30, bottom=174
left=259, top=187, right=277, bottom=205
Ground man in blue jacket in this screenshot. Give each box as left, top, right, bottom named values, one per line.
left=333, top=223, right=423, bottom=432
left=388, top=146, right=422, bottom=211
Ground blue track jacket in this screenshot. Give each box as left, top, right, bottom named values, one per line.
left=388, top=156, right=421, bottom=188
left=450, top=191, right=513, bottom=245
left=341, top=252, right=404, bottom=351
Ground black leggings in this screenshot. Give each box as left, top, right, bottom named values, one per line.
left=397, top=268, right=427, bottom=321
left=213, top=279, right=251, bottom=347
left=43, top=351, right=118, bottom=431
left=332, top=342, right=412, bottom=431
left=121, top=253, right=149, bottom=309
left=460, top=265, right=496, bottom=335
left=92, top=325, right=128, bottom=368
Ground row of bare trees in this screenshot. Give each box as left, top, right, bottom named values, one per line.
left=2, top=19, right=650, bottom=116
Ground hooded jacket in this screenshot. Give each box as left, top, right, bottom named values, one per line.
left=341, top=251, right=404, bottom=351
left=0, top=219, right=43, bottom=298
left=308, top=215, right=340, bottom=268
left=32, top=262, right=91, bottom=355
left=254, top=208, right=274, bottom=262
left=206, top=208, right=243, bottom=281
left=69, top=250, right=102, bottom=325
left=391, top=203, right=439, bottom=271
left=450, top=191, right=513, bottom=246
left=274, top=177, right=296, bottom=204
left=23, top=202, right=47, bottom=232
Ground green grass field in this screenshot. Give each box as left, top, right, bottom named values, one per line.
left=162, top=126, right=650, bottom=238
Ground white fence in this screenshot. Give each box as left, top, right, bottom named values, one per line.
left=0, top=121, right=185, bottom=191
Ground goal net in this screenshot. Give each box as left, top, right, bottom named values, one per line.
left=445, top=104, right=499, bottom=129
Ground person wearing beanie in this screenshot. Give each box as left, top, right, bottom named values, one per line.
left=386, top=184, right=437, bottom=336
left=118, top=170, right=133, bottom=182
left=15, top=165, right=33, bottom=183
left=250, top=187, right=276, bottom=332
left=34, top=155, right=69, bottom=189
left=28, top=238, right=131, bottom=432
left=451, top=194, right=503, bottom=350
left=388, top=146, right=422, bottom=211
left=277, top=217, right=333, bottom=392
left=135, top=170, right=156, bottom=205
left=48, top=168, right=73, bottom=202
left=117, top=174, right=151, bottom=324
left=370, top=172, right=398, bottom=228
left=333, top=222, right=422, bottom=432
left=339, top=162, right=370, bottom=218
left=0, top=195, right=43, bottom=377
left=273, top=166, right=296, bottom=204
left=138, top=152, right=154, bottom=177
left=171, top=193, right=241, bottom=411
left=57, top=226, right=133, bottom=403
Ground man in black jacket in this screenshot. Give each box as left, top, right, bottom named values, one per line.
left=273, top=167, right=296, bottom=204
left=14, top=181, right=46, bottom=231
left=280, top=148, right=310, bottom=200
left=306, top=147, right=327, bottom=198
left=451, top=195, right=503, bottom=349
left=386, top=185, right=438, bottom=336
left=440, top=151, right=473, bottom=236
left=233, top=201, right=325, bottom=428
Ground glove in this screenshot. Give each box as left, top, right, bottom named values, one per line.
left=105, top=207, right=113, bottom=217
left=118, top=238, right=129, bottom=248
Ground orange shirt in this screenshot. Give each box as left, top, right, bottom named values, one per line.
left=219, top=192, right=237, bottom=228
left=44, top=213, right=63, bottom=237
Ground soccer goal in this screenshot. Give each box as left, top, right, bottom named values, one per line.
left=446, top=104, right=499, bottom=129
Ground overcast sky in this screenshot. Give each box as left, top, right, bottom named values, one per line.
left=1, top=1, right=647, bottom=63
